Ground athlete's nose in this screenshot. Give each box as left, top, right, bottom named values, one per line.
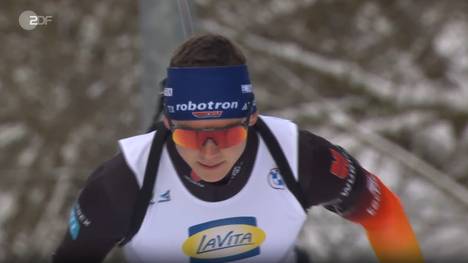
left=200, top=138, right=221, bottom=158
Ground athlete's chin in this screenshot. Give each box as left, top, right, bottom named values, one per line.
left=201, top=175, right=226, bottom=183
left=195, top=163, right=229, bottom=182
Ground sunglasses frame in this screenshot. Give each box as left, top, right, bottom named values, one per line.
left=164, top=101, right=253, bottom=149
left=168, top=118, right=249, bottom=132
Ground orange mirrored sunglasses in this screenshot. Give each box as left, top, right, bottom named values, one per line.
left=170, top=122, right=248, bottom=150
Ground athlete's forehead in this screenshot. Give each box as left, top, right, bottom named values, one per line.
left=171, top=118, right=244, bottom=129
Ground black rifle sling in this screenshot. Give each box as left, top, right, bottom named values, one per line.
left=118, top=122, right=169, bottom=246
left=254, top=117, right=308, bottom=211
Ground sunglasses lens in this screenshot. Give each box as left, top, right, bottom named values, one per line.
left=224, top=126, right=247, bottom=147
left=172, top=126, right=247, bottom=149
left=172, top=129, right=199, bottom=149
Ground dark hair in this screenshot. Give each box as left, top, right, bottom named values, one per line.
left=170, top=33, right=246, bottom=67
left=147, top=34, right=247, bottom=131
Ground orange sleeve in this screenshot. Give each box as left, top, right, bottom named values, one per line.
left=344, top=172, right=424, bottom=263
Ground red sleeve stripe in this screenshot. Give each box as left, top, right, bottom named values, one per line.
left=345, top=172, right=423, bottom=261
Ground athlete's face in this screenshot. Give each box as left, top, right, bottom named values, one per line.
left=164, top=115, right=257, bottom=182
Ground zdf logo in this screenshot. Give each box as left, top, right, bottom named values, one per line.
left=19, top=10, right=53, bottom=31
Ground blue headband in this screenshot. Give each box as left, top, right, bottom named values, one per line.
left=163, top=65, right=256, bottom=120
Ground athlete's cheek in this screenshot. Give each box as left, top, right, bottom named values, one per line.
left=176, top=146, right=199, bottom=164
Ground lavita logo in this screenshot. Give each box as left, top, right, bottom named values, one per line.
left=182, top=217, right=266, bottom=262
left=196, top=230, right=253, bottom=254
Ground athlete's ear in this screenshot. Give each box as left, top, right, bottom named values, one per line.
left=248, top=111, right=258, bottom=126
left=163, top=116, right=170, bottom=129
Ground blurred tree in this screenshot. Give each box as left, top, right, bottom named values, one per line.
left=0, top=0, right=140, bottom=261
left=0, top=0, right=467, bottom=262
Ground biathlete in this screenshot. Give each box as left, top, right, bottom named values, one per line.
left=53, top=33, right=424, bottom=263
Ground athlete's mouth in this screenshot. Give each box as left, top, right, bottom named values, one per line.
left=198, top=161, right=224, bottom=169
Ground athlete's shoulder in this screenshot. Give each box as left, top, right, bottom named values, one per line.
left=92, top=153, right=139, bottom=196
left=118, top=130, right=156, bottom=157
left=67, top=153, right=138, bottom=242
left=298, top=129, right=365, bottom=207
left=80, top=153, right=138, bottom=213
left=299, top=129, right=333, bottom=148
left=259, top=115, right=300, bottom=176
left=258, top=115, right=299, bottom=141
left=118, top=127, right=167, bottom=186
left=259, top=114, right=297, bottom=125
left=298, top=130, right=334, bottom=175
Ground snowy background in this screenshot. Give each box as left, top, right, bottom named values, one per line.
left=1, top=0, right=467, bottom=262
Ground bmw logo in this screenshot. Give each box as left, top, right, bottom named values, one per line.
left=268, top=168, right=285, bottom=190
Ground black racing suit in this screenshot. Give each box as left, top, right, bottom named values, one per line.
left=52, top=128, right=370, bottom=262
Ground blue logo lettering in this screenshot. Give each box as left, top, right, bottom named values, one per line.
left=158, top=190, right=171, bottom=203
left=68, top=206, right=80, bottom=240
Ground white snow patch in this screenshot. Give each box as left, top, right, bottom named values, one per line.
left=435, top=21, right=468, bottom=69
left=0, top=193, right=14, bottom=227
left=0, top=123, right=27, bottom=148
left=413, top=121, right=456, bottom=162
